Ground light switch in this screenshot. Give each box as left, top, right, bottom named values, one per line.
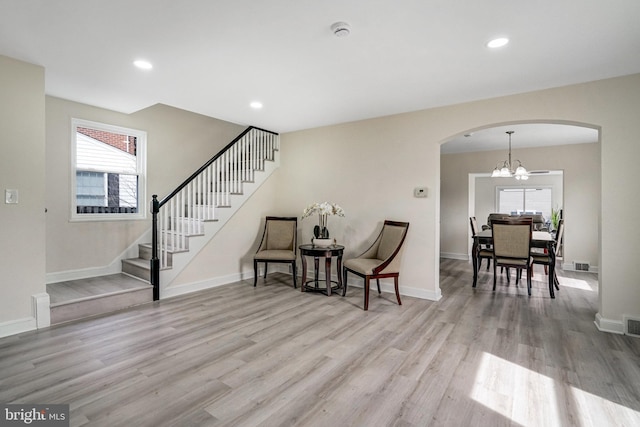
left=414, top=187, right=428, bottom=198
left=5, top=189, right=19, bottom=204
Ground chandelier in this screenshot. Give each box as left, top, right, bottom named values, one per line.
left=491, top=131, right=528, bottom=180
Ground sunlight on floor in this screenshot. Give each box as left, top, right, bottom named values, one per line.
left=570, top=385, right=640, bottom=425
left=529, top=272, right=594, bottom=291
left=471, top=352, right=558, bottom=426
left=471, top=352, right=640, bottom=426
left=556, top=276, right=594, bottom=291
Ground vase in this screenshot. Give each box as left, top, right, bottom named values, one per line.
left=313, top=238, right=333, bottom=247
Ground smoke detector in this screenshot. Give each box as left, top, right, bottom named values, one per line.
left=331, top=22, right=351, bottom=37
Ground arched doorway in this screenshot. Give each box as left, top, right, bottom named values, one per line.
left=439, top=121, right=600, bottom=288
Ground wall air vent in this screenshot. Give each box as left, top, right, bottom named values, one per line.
left=574, top=262, right=590, bottom=271
left=624, top=316, right=640, bottom=338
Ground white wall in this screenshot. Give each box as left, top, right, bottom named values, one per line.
left=2, top=52, right=638, bottom=337
left=277, top=74, right=639, bottom=334
left=441, top=142, right=598, bottom=270
left=45, top=98, right=244, bottom=276
left=0, top=56, right=46, bottom=331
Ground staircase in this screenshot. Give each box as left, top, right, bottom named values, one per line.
left=122, top=127, right=279, bottom=299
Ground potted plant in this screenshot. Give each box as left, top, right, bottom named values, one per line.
left=551, top=207, right=561, bottom=231
left=302, top=202, right=345, bottom=246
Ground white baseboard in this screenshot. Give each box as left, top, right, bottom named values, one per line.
left=33, top=293, right=50, bottom=328
left=0, top=317, right=36, bottom=338
left=563, top=263, right=599, bottom=273
left=46, top=264, right=122, bottom=284
left=278, top=264, right=442, bottom=302
left=440, top=252, right=469, bottom=261
left=163, top=265, right=442, bottom=303
left=594, top=312, right=624, bottom=335
left=343, top=277, right=442, bottom=302
left=0, top=292, right=52, bottom=338
left=162, top=271, right=252, bottom=299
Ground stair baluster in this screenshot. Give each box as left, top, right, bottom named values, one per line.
left=149, top=127, right=279, bottom=300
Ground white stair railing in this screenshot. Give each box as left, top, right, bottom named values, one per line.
left=150, top=127, right=279, bottom=300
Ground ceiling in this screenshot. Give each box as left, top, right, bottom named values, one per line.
left=441, top=123, right=599, bottom=154
left=1, top=1, right=639, bottom=136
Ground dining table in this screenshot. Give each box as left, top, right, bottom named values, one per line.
left=472, top=228, right=557, bottom=298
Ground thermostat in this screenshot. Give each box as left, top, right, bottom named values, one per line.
left=414, top=187, right=428, bottom=198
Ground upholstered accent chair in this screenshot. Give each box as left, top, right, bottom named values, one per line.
left=470, top=216, right=493, bottom=270
left=491, top=219, right=534, bottom=295
left=342, top=220, right=409, bottom=311
left=254, top=216, right=297, bottom=288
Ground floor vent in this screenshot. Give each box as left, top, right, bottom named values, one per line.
left=574, top=262, right=590, bottom=271
left=624, top=316, right=640, bottom=338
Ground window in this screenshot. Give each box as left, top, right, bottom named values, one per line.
left=71, top=119, right=146, bottom=220
left=497, top=187, right=552, bottom=220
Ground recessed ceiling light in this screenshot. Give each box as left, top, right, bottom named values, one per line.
left=250, top=101, right=263, bottom=109
left=487, top=37, right=509, bottom=48
left=133, top=59, right=153, bottom=70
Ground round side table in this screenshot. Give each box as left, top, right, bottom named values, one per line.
left=298, top=244, right=345, bottom=296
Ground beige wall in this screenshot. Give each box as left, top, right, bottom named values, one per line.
left=45, top=98, right=244, bottom=274
left=441, top=142, right=599, bottom=270
left=279, top=74, right=640, bottom=332
left=0, top=56, right=46, bottom=325
left=2, top=51, right=639, bottom=336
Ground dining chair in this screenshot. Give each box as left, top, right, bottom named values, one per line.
left=470, top=217, right=492, bottom=270
left=491, top=219, right=534, bottom=295
left=253, top=216, right=298, bottom=288
left=531, top=219, right=564, bottom=294
left=342, top=220, right=409, bottom=310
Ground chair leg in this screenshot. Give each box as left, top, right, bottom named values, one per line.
left=263, top=262, right=268, bottom=279
left=527, top=265, right=532, bottom=296
left=486, top=258, right=491, bottom=271
left=292, top=261, right=297, bottom=289
left=376, top=279, right=381, bottom=294
left=493, top=259, right=497, bottom=291
left=506, top=267, right=510, bottom=284
left=254, top=260, right=258, bottom=287
left=394, top=276, right=402, bottom=305
left=553, top=271, right=560, bottom=290
left=364, top=277, right=370, bottom=311
left=342, top=269, right=348, bottom=296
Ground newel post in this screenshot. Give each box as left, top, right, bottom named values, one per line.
left=151, top=195, right=160, bottom=301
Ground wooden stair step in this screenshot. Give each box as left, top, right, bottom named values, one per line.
left=47, top=274, right=153, bottom=325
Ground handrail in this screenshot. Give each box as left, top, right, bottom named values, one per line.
left=158, top=126, right=277, bottom=208
left=150, top=126, right=279, bottom=300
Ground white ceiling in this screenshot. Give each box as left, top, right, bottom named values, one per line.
left=441, top=123, right=599, bottom=154
left=1, top=1, right=639, bottom=135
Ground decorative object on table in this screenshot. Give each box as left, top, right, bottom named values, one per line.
left=490, top=131, right=529, bottom=180
left=550, top=207, right=562, bottom=231
left=302, top=202, right=345, bottom=245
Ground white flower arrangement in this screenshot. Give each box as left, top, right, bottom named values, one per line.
left=302, top=202, right=345, bottom=239
left=301, top=202, right=345, bottom=219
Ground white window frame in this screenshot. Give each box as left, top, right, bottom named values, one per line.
left=70, top=118, right=147, bottom=221
left=495, top=186, right=553, bottom=219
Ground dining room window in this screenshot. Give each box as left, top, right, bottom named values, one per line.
left=497, top=187, right=552, bottom=219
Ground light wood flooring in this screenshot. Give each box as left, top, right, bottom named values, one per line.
left=1, top=260, right=639, bottom=426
